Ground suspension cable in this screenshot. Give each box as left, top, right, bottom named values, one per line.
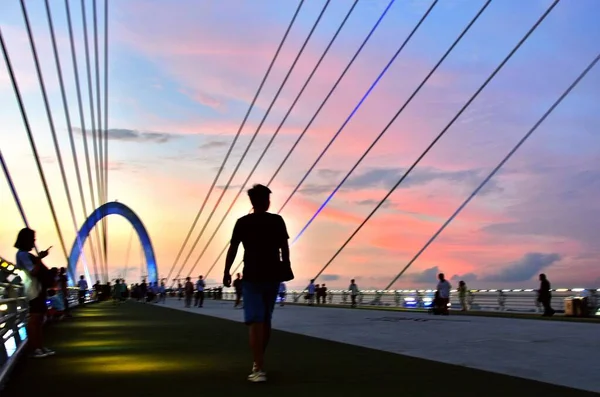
left=211, top=0, right=397, bottom=278
left=21, top=0, right=94, bottom=284
left=310, top=0, right=560, bottom=285
left=66, top=0, right=103, bottom=283
left=227, top=0, right=437, bottom=276
left=103, top=0, right=110, bottom=272
left=177, top=0, right=331, bottom=280
left=277, top=0, right=438, bottom=216
left=93, top=0, right=105, bottom=210
left=45, top=0, right=101, bottom=282
left=195, top=0, right=360, bottom=277
left=93, top=0, right=109, bottom=271
left=81, top=0, right=108, bottom=281
left=164, top=0, right=306, bottom=283
left=96, top=0, right=109, bottom=276
left=0, top=150, right=37, bottom=254
left=0, top=27, right=69, bottom=263
left=123, top=227, right=134, bottom=280
left=385, top=52, right=599, bottom=290
left=290, top=0, right=491, bottom=246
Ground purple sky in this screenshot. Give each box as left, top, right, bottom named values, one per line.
left=1, top=0, right=599, bottom=289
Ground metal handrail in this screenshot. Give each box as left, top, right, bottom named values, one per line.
left=0, top=285, right=27, bottom=391
left=211, top=288, right=599, bottom=315
left=0, top=254, right=98, bottom=390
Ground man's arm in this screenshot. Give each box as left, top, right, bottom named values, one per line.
left=225, top=242, right=240, bottom=275
left=224, top=220, right=242, bottom=286
left=279, top=216, right=290, bottom=263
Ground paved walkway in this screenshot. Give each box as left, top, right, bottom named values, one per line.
left=2, top=301, right=595, bottom=396
left=163, top=298, right=600, bottom=393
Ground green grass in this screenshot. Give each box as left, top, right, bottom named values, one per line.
left=2, top=302, right=594, bottom=396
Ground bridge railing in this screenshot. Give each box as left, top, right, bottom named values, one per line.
left=0, top=281, right=28, bottom=388
left=0, top=256, right=93, bottom=390
left=208, top=287, right=599, bottom=315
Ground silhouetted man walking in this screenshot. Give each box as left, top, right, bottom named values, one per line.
left=224, top=184, right=290, bottom=383
left=195, top=276, right=205, bottom=308
left=538, top=273, right=555, bottom=316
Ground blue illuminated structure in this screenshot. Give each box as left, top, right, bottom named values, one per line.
left=67, top=202, right=158, bottom=285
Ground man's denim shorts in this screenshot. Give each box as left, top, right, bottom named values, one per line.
left=242, top=281, right=280, bottom=324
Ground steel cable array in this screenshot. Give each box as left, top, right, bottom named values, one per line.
left=225, top=0, right=438, bottom=276
left=384, top=51, right=600, bottom=290
left=308, top=0, right=561, bottom=286
left=0, top=150, right=38, bottom=254
left=81, top=0, right=107, bottom=279
left=164, top=0, right=306, bottom=284
left=19, top=0, right=93, bottom=281
left=288, top=0, right=491, bottom=247
left=92, top=0, right=109, bottom=270
left=0, top=27, right=69, bottom=263
left=102, top=0, right=110, bottom=274
left=194, top=0, right=361, bottom=278
left=174, top=0, right=333, bottom=280
left=45, top=0, right=102, bottom=282
left=208, top=0, right=398, bottom=278
left=65, top=0, right=105, bottom=281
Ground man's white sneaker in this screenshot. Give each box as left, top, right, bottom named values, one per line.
left=42, top=347, right=55, bottom=356
left=247, top=371, right=267, bottom=383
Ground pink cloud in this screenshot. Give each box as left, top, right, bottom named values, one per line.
left=111, top=0, right=468, bottom=125
left=3, top=0, right=599, bottom=290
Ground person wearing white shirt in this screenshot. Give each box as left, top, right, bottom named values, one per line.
left=158, top=282, right=166, bottom=303
left=14, top=227, right=55, bottom=358
left=78, top=275, right=88, bottom=305
left=195, top=276, right=206, bottom=308
left=436, top=273, right=451, bottom=315
left=307, top=280, right=316, bottom=306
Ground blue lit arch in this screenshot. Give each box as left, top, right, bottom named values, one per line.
left=67, top=201, right=158, bottom=285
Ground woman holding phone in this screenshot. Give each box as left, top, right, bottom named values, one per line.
left=14, top=227, right=55, bottom=358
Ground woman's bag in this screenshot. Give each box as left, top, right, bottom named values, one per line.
left=17, top=268, right=42, bottom=301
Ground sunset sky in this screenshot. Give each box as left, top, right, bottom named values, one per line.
left=1, top=0, right=599, bottom=290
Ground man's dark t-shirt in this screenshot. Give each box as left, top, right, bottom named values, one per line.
left=231, top=212, right=289, bottom=282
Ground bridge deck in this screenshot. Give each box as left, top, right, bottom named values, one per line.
left=2, top=302, right=594, bottom=396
